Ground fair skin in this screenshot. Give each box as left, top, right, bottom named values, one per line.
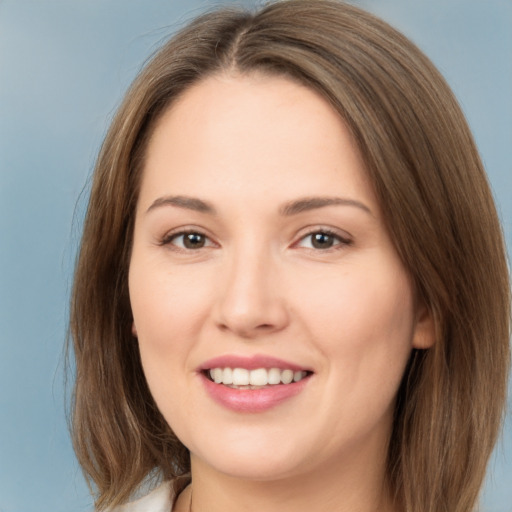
left=129, top=73, right=434, bottom=512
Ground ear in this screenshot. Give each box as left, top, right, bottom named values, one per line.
left=131, top=322, right=138, bottom=338
left=411, top=302, right=436, bottom=349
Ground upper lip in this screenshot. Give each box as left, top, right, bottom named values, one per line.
left=198, top=354, right=312, bottom=372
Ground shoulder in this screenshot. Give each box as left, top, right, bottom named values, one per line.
left=109, top=481, right=173, bottom=512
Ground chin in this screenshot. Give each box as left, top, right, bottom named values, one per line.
left=196, top=452, right=306, bottom=482
left=187, top=431, right=311, bottom=481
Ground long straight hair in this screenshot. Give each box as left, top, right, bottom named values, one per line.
left=70, top=2, right=510, bottom=510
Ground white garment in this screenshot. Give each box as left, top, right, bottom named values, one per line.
left=111, top=481, right=173, bottom=512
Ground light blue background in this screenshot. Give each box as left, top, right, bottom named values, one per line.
left=0, top=1, right=510, bottom=511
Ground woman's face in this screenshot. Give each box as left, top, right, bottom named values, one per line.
left=129, top=73, right=433, bottom=482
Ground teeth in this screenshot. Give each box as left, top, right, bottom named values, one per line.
left=268, top=368, right=281, bottom=385
left=208, top=367, right=308, bottom=387
left=281, top=369, right=293, bottom=384
left=212, top=368, right=223, bottom=384
left=249, top=368, right=268, bottom=386
left=232, top=368, right=249, bottom=386
left=222, top=367, right=233, bottom=385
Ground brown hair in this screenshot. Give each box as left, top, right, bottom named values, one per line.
left=69, top=1, right=510, bottom=511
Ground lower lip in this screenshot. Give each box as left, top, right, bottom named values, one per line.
left=200, top=373, right=310, bottom=413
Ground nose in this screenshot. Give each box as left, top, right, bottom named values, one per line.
left=213, top=248, right=290, bottom=339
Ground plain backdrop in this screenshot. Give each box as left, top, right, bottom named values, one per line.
left=0, top=1, right=510, bottom=511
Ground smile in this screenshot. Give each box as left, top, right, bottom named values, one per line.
left=199, top=355, right=313, bottom=413
left=206, top=367, right=311, bottom=388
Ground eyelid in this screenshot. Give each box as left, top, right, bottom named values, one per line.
left=159, top=227, right=217, bottom=250
left=293, top=226, right=353, bottom=250
left=157, top=225, right=353, bottom=252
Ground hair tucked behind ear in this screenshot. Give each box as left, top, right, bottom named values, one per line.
left=69, top=2, right=510, bottom=510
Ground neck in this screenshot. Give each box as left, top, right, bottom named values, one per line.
left=186, top=446, right=396, bottom=512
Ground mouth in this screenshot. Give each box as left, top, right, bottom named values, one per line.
left=198, top=355, right=314, bottom=412
left=203, top=367, right=313, bottom=389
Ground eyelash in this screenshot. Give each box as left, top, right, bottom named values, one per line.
left=160, top=228, right=352, bottom=253
left=160, top=230, right=216, bottom=250
left=295, top=228, right=352, bottom=251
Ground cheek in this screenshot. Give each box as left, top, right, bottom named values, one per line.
left=299, top=260, right=415, bottom=386
left=300, top=264, right=415, bottom=446
left=129, top=262, right=212, bottom=353
left=128, top=259, right=219, bottom=416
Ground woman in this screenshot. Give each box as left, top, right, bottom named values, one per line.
left=69, top=1, right=510, bottom=511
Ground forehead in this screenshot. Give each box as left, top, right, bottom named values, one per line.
left=138, top=73, right=375, bottom=211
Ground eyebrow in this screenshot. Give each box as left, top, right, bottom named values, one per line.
left=146, top=195, right=372, bottom=216
left=279, top=196, right=372, bottom=216
left=146, top=195, right=217, bottom=215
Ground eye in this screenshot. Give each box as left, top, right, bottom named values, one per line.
left=296, top=230, right=351, bottom=250
left=162, top=231, right=214, bottom=250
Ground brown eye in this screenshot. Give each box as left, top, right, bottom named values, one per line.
left=296, top=230, right=351, bottom=251
left=311, top=232, right=336, bottom=249
left=164, top=231, right=213, bottom=250
left=182, top=232, right=206, bottom=249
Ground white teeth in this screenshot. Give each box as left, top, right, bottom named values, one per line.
left=249, top=368, right=268, bottom=386
left=208, top=367, right=309, bottom=387
left=212, top=368, right=223, bottom=384
left=281, top=369, right=293, bottom=384
left=268, top=368, right=281, bottom=385
left=232, top=368, right=250, bottom=386
left=222, top=367, right=233, bottom=385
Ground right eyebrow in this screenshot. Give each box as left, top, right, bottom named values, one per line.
left=279, top=196, right=373, bottom=217
left=145, top=195, right=217, bottom=215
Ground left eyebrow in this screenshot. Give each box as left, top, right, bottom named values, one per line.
left=145, top=195, right=217, bottom=215
left=279, top=196, right=372, bottom=216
